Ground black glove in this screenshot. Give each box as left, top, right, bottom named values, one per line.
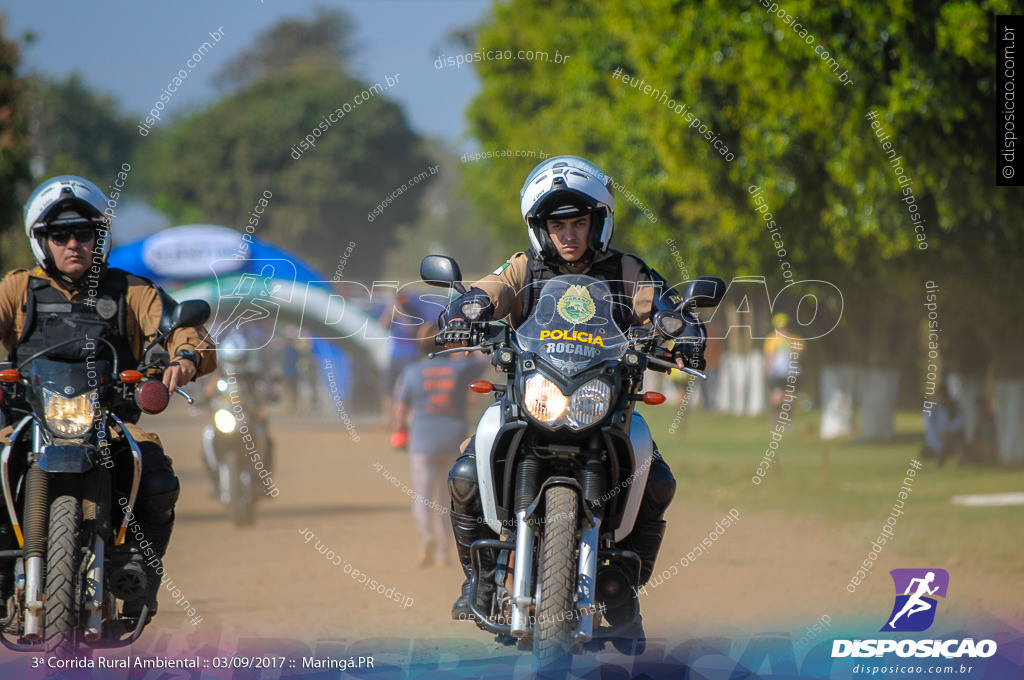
left=440, top=319, right=472, bottom=346
left=441, top=287, right=493, bottom=324
left=673, top=341, right=706, bottom=371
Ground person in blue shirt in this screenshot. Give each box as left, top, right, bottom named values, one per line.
left=393, top=328, right=484, bottom=566
left=922, top=384, right=965, bottom=467
left=379, top=292, right=422, bottom=430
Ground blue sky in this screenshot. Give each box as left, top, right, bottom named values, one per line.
left=3, top=0, right=492, bottom=146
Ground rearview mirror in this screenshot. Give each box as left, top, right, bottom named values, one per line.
left=170, top=300, right=212, bottom=331
left=682, top=277, right=726, bottom=309
left=653, top=311, right=687, bottom=339
left=420, top=255, right=467, bottom=294
left=156, top=288, right=178, bottom=336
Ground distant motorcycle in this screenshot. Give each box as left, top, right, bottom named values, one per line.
left=0, top=296, right=209, bottom=654
left=201, top=368, right=274, bottom=527
left=422, top=255, right=723, bottom=661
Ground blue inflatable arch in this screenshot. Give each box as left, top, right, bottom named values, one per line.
left=109, top=224, right=389, bottom=401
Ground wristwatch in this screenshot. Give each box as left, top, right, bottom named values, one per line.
left=174, top=349, right=198, bottom=366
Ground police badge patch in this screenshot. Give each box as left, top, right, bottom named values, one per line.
left=556, top=285, right=596, bottom=324
left=96, top=298, right=118, bottom=320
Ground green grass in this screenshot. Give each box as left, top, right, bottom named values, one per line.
left=640, top=405, right=1024, bottom=582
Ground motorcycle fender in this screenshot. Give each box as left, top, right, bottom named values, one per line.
left=614, top=412, right=654, bottom=543
left=109, top=414, right=143, bottom=546
left=213, top=431, right=244, bottom=457
left=523, top=476, right=595, bottom=529
left=476, top=403, right=524, bottom=535
left=1, top=415, right=35, bottom=545
left=37, top=445, right=93, bottom=474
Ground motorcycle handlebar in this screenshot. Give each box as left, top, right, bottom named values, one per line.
left=434, top=321, right=706, bottom=378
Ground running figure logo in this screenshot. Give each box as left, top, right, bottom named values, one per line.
left=881, top=568, right=949, bottom=632
left=214, top=265, right=282, bottom=340
left=209, top=258, right=296, bottom=349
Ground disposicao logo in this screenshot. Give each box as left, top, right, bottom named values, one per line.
left=881, top=568, right=948, bottom=632
left=832, top=568, right=998, bottom=659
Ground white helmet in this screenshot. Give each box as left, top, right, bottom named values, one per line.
left=520, top=156, right=615, bottom=261
left=23, top=175, right=111, bottom=271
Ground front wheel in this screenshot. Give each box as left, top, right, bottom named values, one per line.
left=43, top=495, right=82, bottom=656
left=533, top=486, right=578, bottom=662
left=229, top=454, right=256, bottom=527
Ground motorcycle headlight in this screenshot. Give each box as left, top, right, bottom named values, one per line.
left=214, top=408, right=237, bottom=433
left=523, top=374, right=568, bottom=424
left=568, top=379, right=613, bottom=429
left=43, top=389, right=96, bottom=437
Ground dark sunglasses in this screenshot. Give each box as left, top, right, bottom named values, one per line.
left=42, top=226, right=98, bottom=246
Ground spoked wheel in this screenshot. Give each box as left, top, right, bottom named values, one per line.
left=533, top=486, right=578, bottom=663
left=43, top=495, right=82, bottom=656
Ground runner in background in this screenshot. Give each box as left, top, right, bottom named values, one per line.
left=392, top=325, right=485, bottom=567
left=763, top=313, right=801, bottom=426
left=379, top=292, right=421, bottom=429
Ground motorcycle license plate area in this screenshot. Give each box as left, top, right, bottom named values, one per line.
left=37, top=445, right=93, bottom=473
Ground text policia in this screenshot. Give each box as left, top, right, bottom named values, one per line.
left=290, top=74, right=400, bottom=159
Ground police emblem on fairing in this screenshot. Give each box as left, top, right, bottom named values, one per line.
left=556, top=285, right=596, bottom=324
left=548, top=355, right=592, bottom=375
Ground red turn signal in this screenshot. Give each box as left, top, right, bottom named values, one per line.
left=136, top=380, right=170, bottom=414
left=120, top=370, right=143, bottom=384
left=642, top=392, right=667, bottom=405
left=0, top=369, right=20, bottom=383
left=469, top=380, right=494, bottom=394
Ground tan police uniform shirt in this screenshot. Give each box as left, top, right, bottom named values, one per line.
left=470, top=250, right=661, bottom=328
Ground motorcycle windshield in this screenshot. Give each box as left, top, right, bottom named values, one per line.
left=29, top=358, right=108, bottom=398
left=516, top=276, right=627, bottom=376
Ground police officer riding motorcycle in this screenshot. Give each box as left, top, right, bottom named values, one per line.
left=438, top=156, right=716, bottom=654
left=0, top=176, right=215, bottom=649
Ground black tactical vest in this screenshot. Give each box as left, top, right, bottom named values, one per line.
left=522, top=250, right=634, bottom=330
left=13, top=269, right=137, bottom=371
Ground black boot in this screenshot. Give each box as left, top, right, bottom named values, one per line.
left=619, top=519, right=667, bottom=586
left=618, top=452, right=675, bottom=586
left=122, top=520, right=173, bottom=621
left=450, top=510, right=497, bottom=621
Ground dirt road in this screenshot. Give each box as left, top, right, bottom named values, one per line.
left=1, top=405, right=1014, bottom=677
left=136, top=406, right=1018, bottom=655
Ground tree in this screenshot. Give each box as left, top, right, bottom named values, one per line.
left=213, top=8, right=357, bottom=91
left=461, top=0, right=1022, bottom=450
left=0, top=14, right=32, bottom=273
left=27, top=73, right=137, bottom=181
left=135, top=62, right=433, bottom=280
left=383, top=142, right=496, bottom=282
